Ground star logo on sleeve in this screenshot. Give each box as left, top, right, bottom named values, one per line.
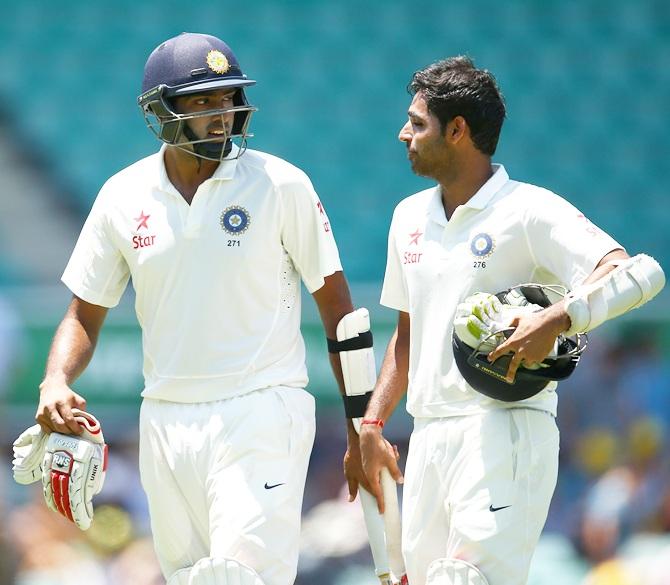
left=134, top=211, right=150, bottom=231
left=316, top=201, right=330, bottom=232
left=408, top=229, right=423, bottom=245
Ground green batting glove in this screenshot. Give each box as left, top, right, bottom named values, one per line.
left=454, top=293, right=504, bottom=350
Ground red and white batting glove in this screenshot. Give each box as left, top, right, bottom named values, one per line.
left=41, top=409, right=108, bottom=530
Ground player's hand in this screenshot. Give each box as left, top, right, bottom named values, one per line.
left=343, top=428, right=373, bottom=503
left=35, top=381, right=87, bottom=435
left=488, top=304, right=570, bottom=383
left=359, top=424, right=403, bottom=514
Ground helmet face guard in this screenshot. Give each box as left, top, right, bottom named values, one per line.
left=138, top=83, right=257, bottom=161
left=137, top=32, right=257, bottom=162
left=452, top=283, right=588, bottom=402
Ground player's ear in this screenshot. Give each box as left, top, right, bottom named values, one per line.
left=446, top=116, right=467, bottom=144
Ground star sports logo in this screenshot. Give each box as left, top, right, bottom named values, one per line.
left=577, top=213, right=600, bottom=236
left=317, top=201, right=330, bottom=232
left=408, top=229, right=423, bottom=245
left=134, top=211, right=150, bottom=230
left=132, top=210, right=156, bottom=249
left=404, top=228, right=423, bottom=264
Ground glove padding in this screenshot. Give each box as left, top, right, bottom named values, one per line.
left=12, top=424, right=50, bottom=484
left=454, top=292, right=544, bottom=352
left=12, top=409, right=108, bottom=530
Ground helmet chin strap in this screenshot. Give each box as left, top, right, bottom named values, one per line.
left=180, top=125, right=233, bottom=160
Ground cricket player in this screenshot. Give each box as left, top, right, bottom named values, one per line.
left=356, top=56, right=665, bottom=585
left=34, top=32, right=362, bottom=585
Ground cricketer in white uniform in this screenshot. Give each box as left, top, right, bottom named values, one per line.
left=357, top=56, right=663, bottom=585
left=35, top=33, right=358, bottom=585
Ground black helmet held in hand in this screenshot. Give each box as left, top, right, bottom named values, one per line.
left=452, top=284, right=588, bottom=402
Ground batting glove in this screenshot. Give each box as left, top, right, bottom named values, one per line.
left=454, top=293, right=508, bottom=351
left=13, top=410, right=109, bottom=530
left=41, top=409, right=108, bottom=530
left=12, top=424, right=50, bottom=484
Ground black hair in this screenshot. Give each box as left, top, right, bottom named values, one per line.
left=408, top=56, right=506, bottom=155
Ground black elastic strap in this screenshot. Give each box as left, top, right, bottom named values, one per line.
left=343, top=391, right=373, bottom=419
left=327, top=330, right=373, bottom=354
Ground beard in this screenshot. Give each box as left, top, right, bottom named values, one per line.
left=408, top=142, right=456, bottom=181
left=408, top=152, right=433, bottom=178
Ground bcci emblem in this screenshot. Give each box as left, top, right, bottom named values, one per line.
left=206, top=50, right=230, bottom=74
left=470, top=232, right=495, bottom=258
left=220, top=206, right=251, bottom=235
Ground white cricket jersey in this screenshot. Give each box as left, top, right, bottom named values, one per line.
left=381, top=164, right=621, bottom=418
left=63, top=144, right=342, bottom=403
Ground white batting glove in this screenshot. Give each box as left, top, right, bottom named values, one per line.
left=12, top=424, right=50, bottom=484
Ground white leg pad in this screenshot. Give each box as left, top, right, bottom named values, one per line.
left=167, top=558, right=265, bottom=585
left=426, top=558, right=490, bottom=585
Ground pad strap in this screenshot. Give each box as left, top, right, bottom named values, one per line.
left=327, top=330, right=373, bottom=353
left=343, top=392, right=373, bottom=418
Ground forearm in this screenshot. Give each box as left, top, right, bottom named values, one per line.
left=560, top=249, right=664, bottom=336
left=42, top=316, right=97, bottom=387
left=41, top=297, right=107, bottom=388
left=534, top=249, right=631, bottom=339
left=326, top=351, right=347, bottom=397
left=358, top=315, right=410, bottom=505
left=311, top=270, right=355, bottom=397
left=365, top=323, right=409, bottom=423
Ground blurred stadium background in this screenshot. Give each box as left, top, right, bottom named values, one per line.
left=1, top=0, right=669, bottom=583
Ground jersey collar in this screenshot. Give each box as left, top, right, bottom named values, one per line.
left=428, top=186, right=448, bottom=226
left=157, top=144, right=241, bottom=194
left=210, top=143, right=240, bottom=181
left=463, top=163, right=508, bottom=210
left=427, top=164, right=509, bottom=226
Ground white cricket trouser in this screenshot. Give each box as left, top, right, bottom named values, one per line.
left=402, top=408, right=559, bottom=585
left=139, top=386, right=315, bottom=585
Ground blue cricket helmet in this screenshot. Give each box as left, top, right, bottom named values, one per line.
left=140, top=33, right=255, bottom=96
left=138, top=32, right=257, bottom=160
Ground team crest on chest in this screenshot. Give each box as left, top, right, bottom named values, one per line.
left=470, top=232, right=495, bottom=258
left=220, top=206, right=251, bottom=235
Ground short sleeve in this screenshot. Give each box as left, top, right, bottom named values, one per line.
left=279, top=172, right=342, bottom=293
left=524, top=191, right=623, bottom=289
left=380, top=206, right=410, bottom=312
left=61, top=190, right=130, bottom=308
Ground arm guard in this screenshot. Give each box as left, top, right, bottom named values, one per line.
left=565, top=254, right=665, bottom=336
left=329, top=308, right=377, bottom=425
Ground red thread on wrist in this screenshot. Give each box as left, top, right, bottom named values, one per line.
left=361, top=418, right=384, bottom=428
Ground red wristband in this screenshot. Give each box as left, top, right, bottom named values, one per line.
left=361, top=418, right=384, bottom=428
